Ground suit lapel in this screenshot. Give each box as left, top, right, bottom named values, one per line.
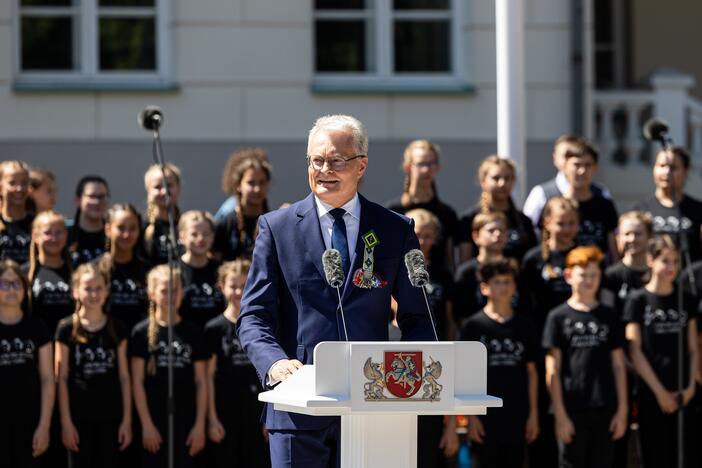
left=296, top=194, right=326, bottom=280
left=342, top=194, right=372, bottom=300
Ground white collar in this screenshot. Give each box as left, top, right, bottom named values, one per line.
left=314, top=193, right=361, bottom=221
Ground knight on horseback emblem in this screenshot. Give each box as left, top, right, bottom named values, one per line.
left=363, top=351, right=443, bottom=401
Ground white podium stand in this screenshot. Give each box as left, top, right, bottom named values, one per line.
left=259, top=341, right=502, bottom=468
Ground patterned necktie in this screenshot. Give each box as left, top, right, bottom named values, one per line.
left=329, top=208, right=350, bottom=276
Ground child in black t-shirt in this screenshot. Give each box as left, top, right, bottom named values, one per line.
left=142, top=164, right=182, bottom=265
left=457, top=155, right=536, bottom=263
left=0, top=161, right=34, bottom=265
left=67, top=176, right=109, bottom=267
left=205, top=259, right=270, bottom=468
left=603, top=211, right=652, bottom=317
left=461, top=258, right=539, bottom=468
left=130, top=264, right=207, bottom=468
left=623, top=235, right=699, bottom=468
left=55, top=263, right=132, bottom=468
left=28, top=168, right=56, bottom=214
left=543, top=246, right=627, bottom=468
left=178, top=211, right=224, bottom=329
left=100, top=204, right=150, bottom=334
left=0, top=259, right=54, bottom=467
left=26, top=211, right=74, bottom=335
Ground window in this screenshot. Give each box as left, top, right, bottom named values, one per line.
left=313, top=0, right=467, bottom=92
left=15, top=0, right=172, bottom=89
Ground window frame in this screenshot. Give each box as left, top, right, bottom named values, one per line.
left=312, top=0, right=469, bottom=93
left=12, top=0, right=173, bottom=90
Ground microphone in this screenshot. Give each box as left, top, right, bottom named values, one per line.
left=322, top=249, right=348, bottom=341
left=404, top=249, right=439, bottom=341
left=138, top=105, right=163, bottom=131
left=642, top=117, right=672, bottom=148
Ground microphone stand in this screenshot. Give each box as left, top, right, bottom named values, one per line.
left=148, top=119, right=179, bottom=468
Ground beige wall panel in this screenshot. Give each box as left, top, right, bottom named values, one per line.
left=465, top=0, right=496, bottom=26
left=174, top=0, right=242, bottom=23
left=465, top=29, right=496, bottom=85
left=525, top=88, right=571, bottom=140
left=243, top=86, right=391, bottom=140
left=95, top=86, right=243, bottom=140
left=242, top=0, right=311, bottom=24
left=525, top=0, right=570, bottom=26
left=0, top=25, right=12, bottom=82
left=525, top=28, right=571, bottom=85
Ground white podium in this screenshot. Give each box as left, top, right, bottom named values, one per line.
left=259, top=341, right=502, bottom=468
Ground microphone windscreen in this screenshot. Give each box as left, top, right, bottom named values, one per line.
left=404, top=249, right=430, bottom=287
left=642, top=118, right=669, bottom=142
left=322, top=249, right=345, bottom=288
left=138, top=105, right=163, bottom=131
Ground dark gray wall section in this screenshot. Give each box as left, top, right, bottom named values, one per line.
left=0, top=140, right=555, bottom=219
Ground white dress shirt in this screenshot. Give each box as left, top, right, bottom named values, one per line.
left=314, top=192, right=361, bottom=254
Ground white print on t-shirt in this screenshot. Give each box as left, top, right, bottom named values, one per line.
left=479, top=335, right=525, bottom=367
left=32, top=279, right=71, bottom=305
left=0, top=338, right=36, bottom=366
left=155, top=339, right=192, bottom=368
left=74, top=344, right=116, bottom=376
left=562, top=317, right=610, bottom=348
left=577, top=220, right=605, bottom=247
left=110, top=278, right=145, bottom=306
left=653, top=216, right=692, bottom=233
left=221, top=335, right=251, bottom=367
left=0, top=233, right=30, bottom=248
left=71, top=248, right=104, bottom=264
left=643, top=305, right=687, bottom=334
left=185, top=283, right=222, bottom=310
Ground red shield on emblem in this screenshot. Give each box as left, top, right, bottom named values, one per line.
left=384, top=351, right=423, bottom=398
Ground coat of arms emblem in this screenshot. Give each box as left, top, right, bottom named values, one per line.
left=363, top=351, right=443, bottom=401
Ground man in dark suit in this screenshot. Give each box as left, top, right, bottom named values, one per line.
left=237, top=114, right=434, bottom=467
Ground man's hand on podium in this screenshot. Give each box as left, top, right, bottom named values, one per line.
left=270, top=359, right=304, bottom=384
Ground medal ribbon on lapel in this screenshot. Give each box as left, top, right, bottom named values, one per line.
left=353, top=230, right=386, bottom=289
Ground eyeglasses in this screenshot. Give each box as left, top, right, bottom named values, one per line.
left=306, top=154, right=365, bottom=172
left=412, top=161, right=437, bottom=169
left=0, top=280, right=22, bottom=291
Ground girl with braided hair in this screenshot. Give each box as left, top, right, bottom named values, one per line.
left=213, top=151, right=271, bottom=261
left=0, top=160, right=34, bottom=265
left=55, top=263, right=131, bottom=468
left=130, top=265, right=207, bottom=468
left=142, top=164, right=182, bottom=265
left=457, top=155, right=536, bottom=263
left=386, top=140, right=458, bottom=271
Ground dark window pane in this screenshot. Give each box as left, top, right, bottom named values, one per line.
left=595, top=51, right=614, bottom=89
left=21, top=0, right=73, bottom=6
left=594, top=0, right=612, bottom=43
left=21, top=17, right=74, bottom=70
left=99, top=0, right=155, bottom=6
left=99, top=18, right=156, bottom=70
left=394, top=21, right=449, bottom=72
left=316, top=21, right=366, bottom=72
left=394, top=0, right=448, bottom=10
left=315, top=0, right=364, bottom=9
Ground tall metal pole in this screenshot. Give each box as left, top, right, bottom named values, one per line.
left=496, top=0, right=526, bottom=204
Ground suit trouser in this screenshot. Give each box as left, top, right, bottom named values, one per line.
left=268, top=421, right=340, bottom=468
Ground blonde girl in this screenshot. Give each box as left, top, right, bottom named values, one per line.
left=28, top=168, right=56, bottom=214
left=143, top=164, right=182, bottom=265
left=0, top=259, right=54, bottom=467
left=179, top=210, right=224, bottom=328
left=0, top=160, right=34, bottom=264
left=130, top=265, right=207, bottom=468
left=55, top=263, right=131, bottom=467
left=458, top=155, right=537, bottom=263
left=204, top=259, right=270, bottom=468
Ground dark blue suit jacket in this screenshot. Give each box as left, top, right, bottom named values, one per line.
left=237, top=193, right=434, bottom=430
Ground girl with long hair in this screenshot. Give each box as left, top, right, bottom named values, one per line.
left=0, top=160, right=34, bottom=265
left=142, top=164, right=182, bottom=265
left=67, top=176, right=110, bottom=267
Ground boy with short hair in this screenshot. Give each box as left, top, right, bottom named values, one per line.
left=461, top=258, right=539, bottom=468
left=543, top=246, right=628, bottom=468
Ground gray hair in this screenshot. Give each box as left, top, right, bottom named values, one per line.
left=307, top=114, right=368, bottom=155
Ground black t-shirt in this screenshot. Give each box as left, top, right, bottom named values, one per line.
left=635, top=195, right=702, bottom=263
left=55, top=317, right=126, bottom=422
left=575, top=195, right=618, bottom=254
left=28, top=263, right=74, bottom=335
left=0, top=214, right=33, bottom=265
left=386, top=196, right=458, bottom=268
left=68, top=226, right=106, bottom=267
left=425, top=263, right=454, bottom=340
left=179, top=260, right=225, bottom=330
left=454, top=259, right=527, bottom=325
left=542, top=303, right=625, bottom=413
left=106, top=256, right=150, bottom=335
left=457, top=205, right=537, bottom=262
left=622, top=288, right=699, bottom=390
left=142, top=218, right=182, bottom=265
left=520, top=246, right=573, bottom=333
left=213, top=211, right=258, bottom=261
left=0, top=314, right=50, bottom=418
left=461, top=311, right=538, bottom=443
left=129, top=319, right=208, bottom=419
left=603, top=262, right=648, bottom=319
